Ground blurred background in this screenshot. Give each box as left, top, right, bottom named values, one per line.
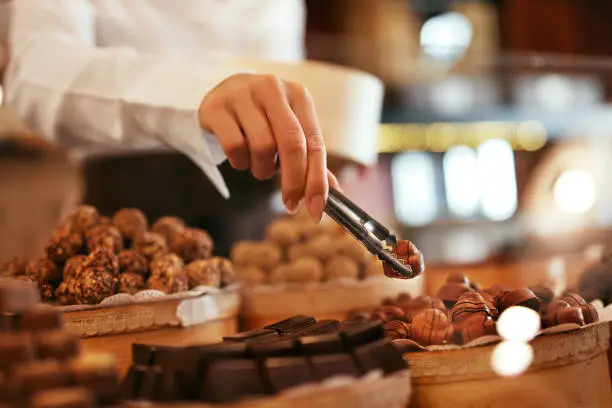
left=3, top=0, right=612, bottom=292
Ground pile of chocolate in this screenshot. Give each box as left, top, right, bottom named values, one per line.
left=348, top=273, right=599, bottom=347
left=0, top=205, right=235, bottom=305
left=122, top=316, right=406, bottom=403
left=231, top=211, right=423, bottom=286
left=0, top=280, right=121, bottom=407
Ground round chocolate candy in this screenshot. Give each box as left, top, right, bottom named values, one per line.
left=150, top=253, right=184, bottom=278
left=46, top=226, right=84, bottom=264
left=543, top=306, right=585, bottom=327
left=499, top=288, right=541, bottom=313
left=170, top=228, right=213, bottom=263
left=265, top=219, right=300, bottom=248
left=484, top=284, right=511, bottom=303
left=146, top=269, right=189, bottom=294
left=63, top=256, right=87, bottom=281
left=83, top=248, right=119, bottom=276
left=270, top=258, right=323, bottom=284
left=25, top=259, right=62, bottom=284
left=69, top=268, right=118, bottom=305
left=407, top=295, right=445, bottom=321
left=185, top=258, right=224, bottom=288
left=85, top=225, right=123, bottom=254
left=411, top=308, right=453, bottom=346
left=383, top=239, right=424, bottom=279
left=581, top=303, right=599, bottom=325
left=458, top=314, right=497, bottom=344
left=436, top=282, right=473, bottom=309
left=450, top=292, right=496, bottom=324
left=236, top=265, right=267, bottom=286
left=118, top=272, right=146, bottom=295
left=117, top=250, right=148, bottom=277
left=112, top=208, right=148, bottom=241
left=133, top=232, right=168, bottom=261
left=446, top=272, right=470, bottom=285
left=324, top=255, right=359, bottom=282
left=529, top=284, right=554, bottom=314
left=151, top=216, right=185, bottom=243
left=63, top=206, right=100, bottom=233
left=560, top=293, right=588, bottom=307
left=384, top=320, right=411, bottom=340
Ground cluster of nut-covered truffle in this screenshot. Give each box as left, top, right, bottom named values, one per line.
left=230, top=212, right=387, bottom=286
left=347, top=273, right=599, bottom=347
left=0, top=206, right=234, bottom=306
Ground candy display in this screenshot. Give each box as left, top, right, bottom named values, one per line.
left=0, top=205, right=235, bottom=306
left=122, top=315, right=406, bottom=403
left=0, top=280, right=121, bottom=407
left=347, top=273, right=599, bottom=347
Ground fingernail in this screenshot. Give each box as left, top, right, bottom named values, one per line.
left=308, top=195, right=325, bottom=220
left=285, top=199, right=299, bottom=215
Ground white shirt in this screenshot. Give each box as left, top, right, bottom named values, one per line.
left=3, top=0, right=305, bottom=198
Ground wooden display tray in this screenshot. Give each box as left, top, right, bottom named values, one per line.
left=405, top=322, right=611, bottom=408
left=125, top=369, right=411, bottom=408
left=62, top=289, right=240, bottom=375
left=240, top=276, right=423, bottom=330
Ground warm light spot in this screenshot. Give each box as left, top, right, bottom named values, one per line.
left=491, top=340, right=534, bottom=377
left=516, top=121, right=547, bottom=151
left=553, top=170, right=597, bottom=215
left=477, top=139, right=518, bottom=221
left=497, top=306, right=541, bottom=342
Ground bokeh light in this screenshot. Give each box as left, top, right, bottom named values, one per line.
left=491, top=340, right=534, bottom=377
left=553, top=170, right=597, bottom=215
left=420, top=12, right=473, bottom=61
left=497, top=306, right=541, bottom=342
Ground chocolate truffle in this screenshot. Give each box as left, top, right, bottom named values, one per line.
left=55, top=281, right=77, bottom=305
left=170, top=228, right=213, bottom=263
left=0, top=257, right=26, bottom=277
left=385, top=240, right=425, bottom=279
left=270, top=258, right=323, bottom=284
left=324, top=255, right=359, bottom=281
left=436, top=283, right=473, bottom=309
left=529, top=285, right=554, bottom=314
left=307, top=235, right=336, bottom=262
left=371, top=306, right=407, bottom=323
left=85, top=225, right=123, bottom=253
left=265, top=219, right=300, bottom=247
left=150, top=253, right=184, bottom=278
left=112, top=208, right=148, bottom=241
left=499, top=288, right=541, bottom=313
left=287, top=244, right=312, bottom=262
left=133, top=232, right=168, bottom=261
left=543, top=306, right=585, bottom=327
left=117, top=249, right=148, bottom=277
left=251, top=243, right=283, bottom=271
left=484, top=284, right=511, bottom=304
left=406, top=295, right=446, bottom=320
left=230, top=241, right=258, bottom=267
left=147, top=272, right=188, bottom=294
left=151, top=216, right=185, bottom=243
left=64, top=206, right=100, bottom=233
left=69, top=268, right=118, bottom=305
left=236, top=266, right=267, bottom=286
left=458, top=314, right=497, bottom=344
left=581, top=303, right=599, bottom=324
left=560, top=293, right=588, bottom=307
left=98, top=216, right=112, bottom=226
left=46, top=226, right=84, bottom=264
left=450, top=292, right=496, bottom=325
left=185, top=258, right=224, bottom=288
left=384, top=320, right=411, bottom=340
left=118, top=272, right=146, bottom=295
left=83, top=248, right=119, bottom=276
left=25, top=259, right=62, bottom=284
left=63, top=256, right=87, bottom=280
left=411, top=309, right=453, bottom=346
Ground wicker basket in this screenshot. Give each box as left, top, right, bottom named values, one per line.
left=406, top=322, right=611, bottom=408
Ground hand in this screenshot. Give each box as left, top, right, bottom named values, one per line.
left=199, top=73, right=328, bottom=220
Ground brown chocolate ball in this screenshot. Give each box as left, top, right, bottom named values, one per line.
left=150, top=254, right=184, bottom=278
left=580, top=304, right=599, bottom=324
left=236, top=266, right=267, bottom=286
left=384, top=239, right=425, bottom=279
left=133, top=232, right=168, bottom=261
left=543, top=306, right=586, bottom=328
left=265, top=219, right=300, bottom=248
left=446, top=272, right=470, bottom=285
left=499, top=288, right=541, bottom=313
left=0, top=257, right=26, bottom=277
left=69, top=268, right=118, bottom=305
left=484, top=284, right=511, bottom=303
left=117, top=250, right=148, bottom=277
left=184, top=258, right=226, bottom=288
left=83, top=248, right=119, bottom=276
left=250, top=243, right=283, bottom=271
left=450, top=292, right=496, bottom=325
left=170, top=228, right=213, bottom=263
left=436, top=283, right=473, bottom=309
left=63, top=255, right=87, bottom=281
left=270, top=258, right=323, bottom=284
left=85, top=225, right=123, bottom=253
left=112, top=208, right=148, bottom=241
left=529, top=285, right=554, bottom=314
left=384, top=320, right=411, bottom=340
left=407, top=295, right=446, bottom=321
left=151, top=216, right=186, bottom=243
left=55, top=281, right=77, bottom=305
left=98, top=216, right=112, bottom=226
left=25, top=259, right=62, bottom=285
left=324, top=255, right=359, bottom=281
left=46, top=226, right=84, bottom=264
left=560, top=293, right=588, bottom=307
left=147, top=268, right=189, bottom=294
left=411, top=309, right=453, bottom=346
left=458, top=314, right=497, bottom=344
left=64, top=206, right=100, bottom=233
left=230, top=241, right=258, bottom=267
left=118, top=272, right=146, bottom=295
left=371, top=306, right=408, bottom=323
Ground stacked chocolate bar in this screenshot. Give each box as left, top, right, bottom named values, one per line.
left=0, top=280, right=121, bottom=408
left=123, top=316, right=407, bottom=403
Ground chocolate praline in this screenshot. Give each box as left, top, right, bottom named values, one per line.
left=63, top=255, right=87, bottom=280
left=170, top=228, right=213, bottom=263
left=499, top=288, right=541, bottom=313
left=185, top=259, right=223, bottom=288
left=84, top=248, right=119, bottom=276
left=118, top=272, right=146, bottom=295
left=46, top=226, right=84, bottom=264
left=133, top=232, right=168, bottom=261
left=450, top=292, right=496, bottom=324
left=64, top=206, right=100, bottom=233
left=436, top=283, right=473, bottom=309
left=112, top=208, right=148, bottom=241
left=117, top=250, right=148, bottom=277
left=85, top=225, right=124, bottom=253
left=0, top=257, right=26, bottom=277
left=446, top=272, right=470, bottom=285
left=410, top=308, right=453, bottom=346
left=151, top=216, right=185, bottom=243
left=150, top=253, right=184, bottom=278
left=458, top=314, right=497, bottom=344
left=68, top=268, right=118, bottom=305
left=384, top=320, right=411, bottom=340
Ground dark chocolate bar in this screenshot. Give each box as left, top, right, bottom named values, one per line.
left=223, top=328, right=278, bottom=342
left=70, top=353, right=121, bottom=405
left=264, top=315, right=316, bottom=334
left=0, top=313, right=20, bottom=332
left=352, top=338, right=407, bottom=375
left=0, top=281, right=40, bottom=313
left=20, top=306, right=64, bottom=332
left=36, top=331, right=80, bottom=360
left=339, top=320, right=385, bottom=346
left=12, top=360, right=71, bottom=396
left=131, top=344, right=154, bottom=366
left=248, top=337, right=299, bottom=358
left=292, top=319, right=340, bottom=336
left=263, top=356, right=314, bottom=392
left=0, top=333, right=35, bottom=374
left=200, top=359, right=268, bottom=403
left=309, top=353, right=360, bottom=380
left=299, top=333, right=344, bottom=355
left=136, top=366, right=163, bottom=401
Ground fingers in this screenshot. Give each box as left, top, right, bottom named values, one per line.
left=232, top=94, right=277, bottom=180
left=203, top=110, right=250, bottom=170
left=327, top=170, right=341, bottom=191
left=254, top=75, right=307, bottom=213
left=288, top=82, right=328, bottom=220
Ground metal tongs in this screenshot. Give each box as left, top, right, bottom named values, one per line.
left=324, top=187, right=416, bottom=279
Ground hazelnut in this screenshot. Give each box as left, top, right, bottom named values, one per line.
left=112, top=208, right=148, bottom=241
left=324, top=255, right=359, bottom=281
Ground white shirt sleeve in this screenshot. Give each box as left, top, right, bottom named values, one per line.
left=4, top=0, right=244, bottom=198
